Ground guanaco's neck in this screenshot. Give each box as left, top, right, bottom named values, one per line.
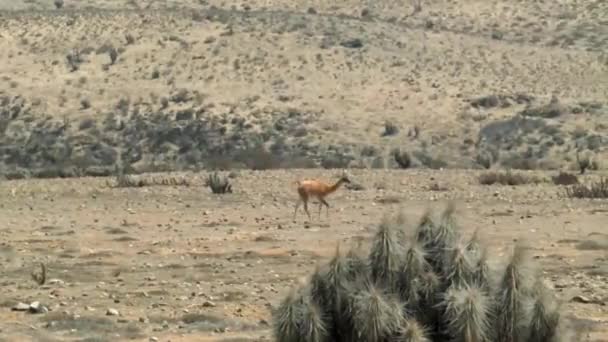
left=327, top=179, right=345, bottom=194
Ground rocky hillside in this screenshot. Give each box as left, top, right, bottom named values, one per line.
left=0, top=0, right=607, bottom=178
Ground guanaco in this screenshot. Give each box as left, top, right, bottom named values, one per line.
left=293, top=170, right=351, bottom=221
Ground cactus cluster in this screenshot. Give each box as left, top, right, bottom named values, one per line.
left=273, top=205, right=577, bottom=342
left=205, top=172, right=232, bottom=194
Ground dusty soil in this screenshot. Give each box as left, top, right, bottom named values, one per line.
left=0, top=169, right=607, bottom=341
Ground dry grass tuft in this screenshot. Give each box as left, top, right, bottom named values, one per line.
left=107, top=174, right=191, bottom=188
left=565, top=178, right=608, bottom=199
left=479, top=170, right=543, bottom=186
left=552, top=172, right=579, bottom=186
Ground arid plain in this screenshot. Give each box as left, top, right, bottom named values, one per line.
left=1, top=0, right=608, bottom=341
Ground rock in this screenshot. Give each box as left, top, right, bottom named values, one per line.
left=202, top=300, right=216, bottom=307
left=29, top=301, right=48, bottom=314
left=570, top=295, right=603, bottom=305
left=106, top=308, right=120, bottom=316
left=11, top=302, right=30, bottom=311
left=48, top=278, right=65, bottom=285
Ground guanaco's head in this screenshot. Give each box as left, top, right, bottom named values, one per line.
left=339, top=170, right=351, bottom=184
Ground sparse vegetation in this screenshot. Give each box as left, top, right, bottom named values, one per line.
left=479, top=170, right=542, bottom=186
left=382, top=120, right=399, bottom=137
left=576, top=151, right=592, bottom=175
left=565, top=177, right=608, bottom=199
left=392, top=148, right=412, bottom=169
left=108, top=47, right=118, bottom=65
left=552, top=171, right=579, bottom=186
left=107, top=165, right=191, bottom=188
left=273, top=206, right=576, bottom=342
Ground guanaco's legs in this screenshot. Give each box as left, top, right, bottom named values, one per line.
left=303, top=200, right=311, bottom=220
left=294, top=197, right=312, bottom=221
left=320, top=198, right=330, bottom=218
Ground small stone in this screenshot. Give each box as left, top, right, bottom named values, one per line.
left=12, top=302, right=30, bottom=311
left=48, top=279, right=64, bottom=285
left=29, top=301, right=48, bottom=314
left=106, top=308, right=120, bottom=316
left=149, top=338, right=159, bottom=342
left=571, top=295, right=591, bottom=303
left=202, top=301, right=216, bottom=307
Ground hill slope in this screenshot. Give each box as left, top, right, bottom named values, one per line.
left=1, top=0, right=607, bottom=176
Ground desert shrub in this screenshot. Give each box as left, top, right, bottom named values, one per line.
left=273, top=206, right=577, bottom=342
left=80, top=98, right=91, bottom=110
left=205, top=172, right=232, bottom=194
left=520, top=97, right=567, bottom=119
left=109, top=48, right=118, bottom=65
left=391, top=148, right=412, bottom=169
left=382, top=120, right=399, bottom=137
left=233, top=146, right=283, bottom=170
left=66, top=49, right=82, bottom=72
left=413, top=150, right=447, bottom=169
left=576, top=151, right=593, bottom=175
left=107, top=165, right=190, bottom=188
left=552, top=172, right=579, bottom=186
left=479, top=170, right=542, bottom=186
left=565, top=178, right=608, bottom=199
left=475, top=150, right=494, bottom=169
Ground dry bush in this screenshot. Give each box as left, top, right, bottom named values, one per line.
left=392, top=148, right=412, bottom=169
left=106, top=166, right=191, bottom=188
left=382, top=120, right=399, bottom=137
left=479, top=170, right=542, bottom=186
left=575, top=151, right=599, bottom=174
left=273, top=206, right=578, bottom=342
left=565, top=178, right=608, bottom=199
left=552, top=172, right=579, bottom=186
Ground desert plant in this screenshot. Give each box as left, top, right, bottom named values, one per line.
left=54, top=0, right=63, bottom=9
left=80, top=98, right=91, bottom=110
left=576, top=151, right=591, bottom=174
left=273, top=285, right=329, bottom=342
left=109, top=47, right=118, bottom=65
left=66, top=49, right=82, bottom=72
left=392, top=148, right=412, bottom=169
left=273, top=206, right=577, bottom=342
left=551, top=172, right=578, bottom=186
left=369, top=213, right=406, bottom=292
left=382, top=120, right=399, bottom=137
left=205, top=172, right=232, bottom=194
left=106, top=164, right=190, bottom=188
left=479, top=170, right=541, bottom=186
left=564, top=177, right=608, bottom=199
left=441, top=285, right=492, bottom=342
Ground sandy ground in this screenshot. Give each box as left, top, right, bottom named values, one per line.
left=0, top=169, right=607, bottom=341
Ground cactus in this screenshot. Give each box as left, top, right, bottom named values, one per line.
left=205, top=172, right=232, bottom=194
left=272, top=206, right=579, bottom=342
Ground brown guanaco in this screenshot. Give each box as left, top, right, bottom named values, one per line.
left=293, top=170, right=351, bottom=221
